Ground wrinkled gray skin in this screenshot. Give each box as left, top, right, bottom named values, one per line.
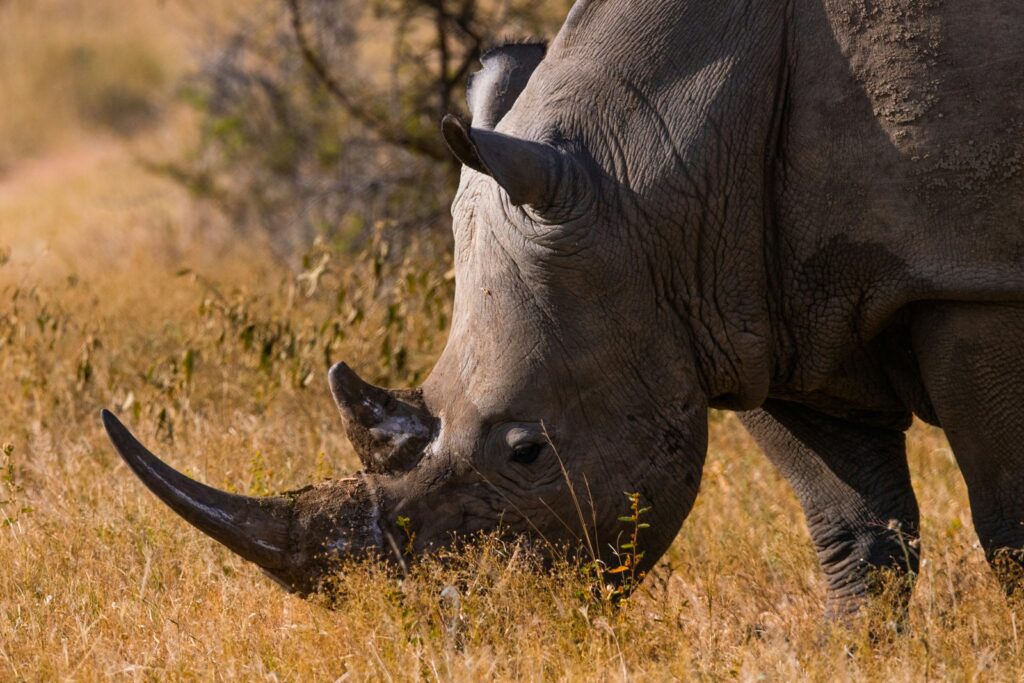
left=105, top=0, right=1024, bottom=617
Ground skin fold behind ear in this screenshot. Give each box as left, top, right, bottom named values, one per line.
left=467, top=42, right=547, bottom=129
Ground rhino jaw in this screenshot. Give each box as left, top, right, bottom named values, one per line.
left=102, top=410, right=386, bottom=594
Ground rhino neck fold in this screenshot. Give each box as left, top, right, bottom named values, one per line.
left=515, top=0, right=793, bottom=407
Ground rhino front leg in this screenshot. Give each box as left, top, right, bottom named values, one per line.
left=912, top=302, right=1024, bottom=596
left=739, top=401, right=919, bottom=619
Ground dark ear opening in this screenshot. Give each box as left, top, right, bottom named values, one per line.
left=442, top=114, right=488, bottom=173
left=466, top=41, right=547, bottom=129
left=442, top=114, right=567, bottom=209
left=442, top=114, right=594, bottom=220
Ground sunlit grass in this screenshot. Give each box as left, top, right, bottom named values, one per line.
left=2, top=146, right=1022, bottom=681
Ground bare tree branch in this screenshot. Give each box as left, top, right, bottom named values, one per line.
left=446, top=0, right=483, bottom=87
left=285, top=0, right=449, bottom=162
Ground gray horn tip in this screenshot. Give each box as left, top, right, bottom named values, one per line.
left=328, top=362, right=363, bottom=404
left=100, top=409, right=173, bottom=486
left=100, top=407, right=116, bottom=427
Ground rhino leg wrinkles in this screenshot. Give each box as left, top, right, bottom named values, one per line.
left=740, top=402, right=920, bottom=619
left=912, top=302, right=1024, bottom=597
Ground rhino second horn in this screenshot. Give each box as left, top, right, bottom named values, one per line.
left=328, top=363, right=434, bottom=473
left=101, top=410, right=292, bottom=570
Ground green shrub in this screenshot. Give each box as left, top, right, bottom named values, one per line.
left=163, top=0, right=573, bottom=260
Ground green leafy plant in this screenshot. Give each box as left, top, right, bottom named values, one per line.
left=160, top=0, right=572, bottom=259
left=397, top=514, right=416, bottom=556
left=605, top=492, right=651, bottom=599
left=0, top=442, right=32, bottom=526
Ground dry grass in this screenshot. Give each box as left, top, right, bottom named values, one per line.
left=2, top=2, right=1023, bottom=681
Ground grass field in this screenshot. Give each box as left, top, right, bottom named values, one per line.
left=2, top=1, right=1023, bottom=680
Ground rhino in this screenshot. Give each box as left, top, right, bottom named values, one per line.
left=103, top=0, right=1024, bottom=616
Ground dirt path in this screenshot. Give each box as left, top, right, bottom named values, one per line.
left=0, top=142, right=117, bottom=204
left=0, top=134, right=192, bottom=285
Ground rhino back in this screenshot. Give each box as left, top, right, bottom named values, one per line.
left=768, top=0, right=1024, bottom=390
left=472, top=0, right=1024, bottom=401
left=786, top=0, right=1024, bottom=274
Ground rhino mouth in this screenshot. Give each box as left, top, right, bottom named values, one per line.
left=102, top=410, right=385, bottom=593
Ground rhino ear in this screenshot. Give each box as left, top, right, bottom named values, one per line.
left=467, top=41, right=546, bottom=130
left=442, top=114, right=591, bottom=217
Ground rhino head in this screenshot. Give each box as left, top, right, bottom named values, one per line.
left=103, top=40, right=724, bottom=594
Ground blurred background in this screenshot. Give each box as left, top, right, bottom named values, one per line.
left=0, top=0, right=571, bottom=269
left=0, top=0, right=574, bottom=443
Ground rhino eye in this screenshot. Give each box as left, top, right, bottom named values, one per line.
left=510, top=442, right=544, bottom=465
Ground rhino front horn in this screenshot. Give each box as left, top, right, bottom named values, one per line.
left=328, top=363, right=435, bottom=473
left=101, top=410, right=292, bottom=570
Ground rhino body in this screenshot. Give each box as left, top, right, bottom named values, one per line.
left=105, top=0, right=1024, bottom=614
